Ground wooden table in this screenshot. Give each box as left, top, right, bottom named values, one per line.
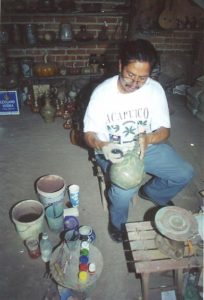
left=50, top=241, right=103, bottom=292
left=124, top=221, right=203, bottom=300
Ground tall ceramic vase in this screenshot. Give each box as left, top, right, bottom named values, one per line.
left=40, top=94, right=56, bottom=123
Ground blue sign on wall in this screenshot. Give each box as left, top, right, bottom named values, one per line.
left=0, top=91, right=20, bottom=115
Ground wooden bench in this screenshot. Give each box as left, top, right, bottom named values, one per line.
left=124, top=221, right=203, bottom=300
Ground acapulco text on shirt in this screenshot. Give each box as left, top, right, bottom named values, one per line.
left=106, top=106, right=149, bottom=123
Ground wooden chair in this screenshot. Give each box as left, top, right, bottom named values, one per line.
left=70, top=128, right=108, bottom=211
left=88, top=150, right=140, bottom=211
left=88, top=150, right=108, bottom=212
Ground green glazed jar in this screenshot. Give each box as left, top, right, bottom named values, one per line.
left=40, top=94, right=56, bottom=123
left=109, top=148, right=144, bottom=190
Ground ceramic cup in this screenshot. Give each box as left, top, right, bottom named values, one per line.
left=68, top=184, right=80, bottom=207
left=79, top=225, right=96, bottom=243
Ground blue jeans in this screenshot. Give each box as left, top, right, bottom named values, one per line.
left=95, top=143, right=194, bottom=230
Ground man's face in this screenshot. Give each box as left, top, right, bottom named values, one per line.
left=118, top=60, right=151, bottom=93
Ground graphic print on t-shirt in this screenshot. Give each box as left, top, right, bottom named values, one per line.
left=107, top=106, right=151, bottom=145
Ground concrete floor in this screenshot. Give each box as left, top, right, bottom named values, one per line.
left=0, top=93, right=203, bottom=300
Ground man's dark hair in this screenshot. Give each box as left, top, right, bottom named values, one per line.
left=119, top=39, right=158, bottom=70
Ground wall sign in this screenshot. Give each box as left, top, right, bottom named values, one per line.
left=0, top=91, right=20, bottom=115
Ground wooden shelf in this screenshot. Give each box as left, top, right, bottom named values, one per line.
left=3, top=10, right=129, bottom=17
left=18, top=73, right=111, bottom=84
left=6, top=39, right=124, bottom=49
left=29, top=73, right=104, bottom=80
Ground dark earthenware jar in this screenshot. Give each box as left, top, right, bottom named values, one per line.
left=0, top=49, right=7, bottom=76
left=25, top=24, right=38, bottom=45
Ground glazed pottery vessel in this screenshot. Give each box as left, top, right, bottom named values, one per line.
left=40, top=94, right=56, bottom=122
left=110, top=147, right=144, bottom=189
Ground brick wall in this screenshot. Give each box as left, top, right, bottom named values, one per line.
left=1, top=0, right=203, bottom=80
left=3, top=14, right=128, bottom=65
left=132, top=30, right=203, bottom=83
left=1, top=0, right=128, bottom=71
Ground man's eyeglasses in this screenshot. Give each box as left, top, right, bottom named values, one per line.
left=120, top=74, right=148, bottom=85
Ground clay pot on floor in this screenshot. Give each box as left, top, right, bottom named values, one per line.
left=40, top=94, right=56, bottom=122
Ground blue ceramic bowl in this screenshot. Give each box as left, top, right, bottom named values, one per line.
left=64, top=215, right=79, bottom=231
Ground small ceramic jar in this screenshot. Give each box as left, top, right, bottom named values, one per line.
left=79, top=225, right=96, bottom=243
left=25, top=24, right=38, bottom=45
left=59, top=23, right=73, bottom=41
left=20, top=57, right=33, bottom=78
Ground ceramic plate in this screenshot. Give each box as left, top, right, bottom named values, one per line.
left=155, top=206, right=198, bottom=241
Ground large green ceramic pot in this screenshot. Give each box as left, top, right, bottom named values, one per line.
left=110, top=149, right=144, bottom=190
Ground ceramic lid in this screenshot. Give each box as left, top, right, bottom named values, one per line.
left=155, top=206, right=198, bottom=241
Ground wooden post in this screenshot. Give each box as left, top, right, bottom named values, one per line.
left=141, top=273, right=150, bottom=300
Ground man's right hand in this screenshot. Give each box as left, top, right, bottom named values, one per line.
left=102, top=143, right=124, bottom=164
left=138, top=133, right=146, bottom=160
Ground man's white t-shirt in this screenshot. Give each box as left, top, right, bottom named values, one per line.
left=83, top=75, right=170, bottom=151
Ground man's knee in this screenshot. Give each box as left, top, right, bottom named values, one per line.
left=108, top=184, right=137, bottom=207
left=176, top=163, right=194, bottom=184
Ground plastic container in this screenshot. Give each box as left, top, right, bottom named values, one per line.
left=80, top=248, right=89, bottom=256
left=25, top=237, right=41, bottom=259
left=11, top=199, right=45, bottom=240
left=45, top=205, right=64, bottom=233
left=79, top=263, right=89, bottom=272
left=36, top=174, right=66, bottom=209
left=40, top=232, right=52, bottom=262
left=88, top=263, right=96, bottom=275
left=68, top=184, right=80, bottom=208
left=79, top=255, right=89, bottom=264
left=81, top=241, right=90, bottom=250
left=78, top=271, right=88, bottom=284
